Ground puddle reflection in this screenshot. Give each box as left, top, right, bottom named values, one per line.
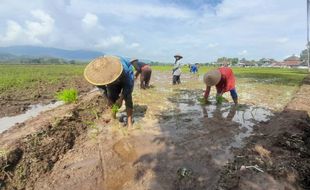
left=0, top=101, right=63, bottom=133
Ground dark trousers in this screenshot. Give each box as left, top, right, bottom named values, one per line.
left=140, top=67, right=152, bottom=89
left=173, top=75, right=181, bottom=85
left=97, top=85, right=133, bottom=109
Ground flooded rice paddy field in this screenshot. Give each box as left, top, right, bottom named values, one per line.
left=0, top=70, right=304, bottom=190
left=89, top=71, right=293, bottom=189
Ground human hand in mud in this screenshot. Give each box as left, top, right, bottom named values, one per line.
left=205, top=99, right=212, bottom=105
left=198, top=97, right=211, bottom=105
left=216, top=95, right=228, bottom=105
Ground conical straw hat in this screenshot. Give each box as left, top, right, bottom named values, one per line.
left=130, top=58, right=138, bottom=63
left=174, top=54, right=183, bottom=59
left=84, top=56, right=123, bottom=86
left=203, top=70, right=221, bottom=86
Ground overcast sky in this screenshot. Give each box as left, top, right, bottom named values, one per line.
left=0, top=0, right=307, bottom=62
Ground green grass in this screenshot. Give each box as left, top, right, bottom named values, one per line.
left=56, top=88, right=78, bottom=103
left=0, top=64, right=85, bottom=93
left=152, top=65, right=308, bottom=86
left=0, top=64, right=308, bottom=96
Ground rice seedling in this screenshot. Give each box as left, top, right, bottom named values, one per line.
left=56, top=88, right=78, bottom=103
left=216, top=96, right=228, bottom=105
left=197, top=97, right=211, bottom=105
left=111, top=104, right=120, bottom=119
left=0, top=64, right=86, bottom=93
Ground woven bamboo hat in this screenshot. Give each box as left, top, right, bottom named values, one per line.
left=203, top=70, right=221, bottom=86
left=174, top=54, right=183, bottom=59
left=130, top=58, right=138, bottom=63
left=84, top=56, right=123, bottom=86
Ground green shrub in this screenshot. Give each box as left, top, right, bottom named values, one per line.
left=56, top=88, right=78, bottom=103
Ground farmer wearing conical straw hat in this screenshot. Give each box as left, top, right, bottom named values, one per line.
left=203, top=67, right=238, bottom=105
left=130, top=58, right=152, bottom=89
left=84, top=56, right=134, bottom=128
left=172, top=54, right=183, bottom=85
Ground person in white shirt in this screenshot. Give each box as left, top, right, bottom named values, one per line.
left=172, top=54, right=183, bottom=85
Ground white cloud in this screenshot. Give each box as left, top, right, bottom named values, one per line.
left=0, top=0, right=306, bottom=62
left=129, top=42, right=140, bottom=48
left=0, top=20, right=22, bottom=43
left=0, top=9, right=54, bottom=45
left=215, top=0, right=264, bottom=18
left=239, top=50, right=248, bottom=55
left=95, top=35, right=125, bottom=49
left=208, top=43, right=219, bottom=48
left=276, top=37, right=289, bottom=44
left=82, top=13, right=98, bottom=29
left=26, top=10, right=55, bottom=43
left=71, top=1, right=194, bottom=19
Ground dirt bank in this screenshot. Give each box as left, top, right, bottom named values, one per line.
left=0, top=92, right=108, bottom=189
left=217, top=75, right=310, bottom=190
left=0, top=77, right=92, bottom=117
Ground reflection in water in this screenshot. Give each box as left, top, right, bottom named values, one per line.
left=201, top=103, right=273, bottom=147
left=171, top=90, right=273, bottom=166
left=0, top=101, right=63, bottom=133
left=101, top=73, right=280, bottom=190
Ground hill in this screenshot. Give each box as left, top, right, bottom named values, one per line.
left=0, top=46, right=103, bottom=61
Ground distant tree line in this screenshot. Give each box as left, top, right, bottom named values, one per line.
left=0, top=56, right=85, bottom=64
left=300, top=43, right=309, bottom=63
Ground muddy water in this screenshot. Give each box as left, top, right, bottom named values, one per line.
left=32, top=71, right=290, bottom=190
left=0, top=101, right=63, bottom=133
left=99, top=72, right=275, bottom=189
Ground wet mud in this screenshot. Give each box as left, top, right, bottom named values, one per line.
left=0, top=93, right=108, bottom=189
left=0, top=71, right=306, bottom=190
left=0, top=101, right=63, bottom=133
left=217, top=75, right=310, bottom=190
left=0, top=77, right=92, bottom=118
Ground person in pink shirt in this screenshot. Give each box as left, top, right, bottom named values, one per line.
left=203, top=67, right=238, bottom=105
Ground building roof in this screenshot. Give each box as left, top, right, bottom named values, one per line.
left=280, top=55, right=301, bottom=67
left=284, top=55, right=300, bottom=61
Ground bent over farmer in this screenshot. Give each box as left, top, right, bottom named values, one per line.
left=203, top=67, right=238, bottom=105
left=172, top=54, right=183, bottom=85
left=84, top=56, right=134, bottom=128
left=130, top=58, right=152, bottom=89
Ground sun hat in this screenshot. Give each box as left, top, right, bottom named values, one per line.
left=174, top=54, right=183, bottom=59
left=203, top=70, right=221, bottom=86
left=84, top=56, right=123, bottom=86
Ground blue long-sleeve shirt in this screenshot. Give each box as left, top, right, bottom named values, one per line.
left=119, top=57, right=134, bottom=96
